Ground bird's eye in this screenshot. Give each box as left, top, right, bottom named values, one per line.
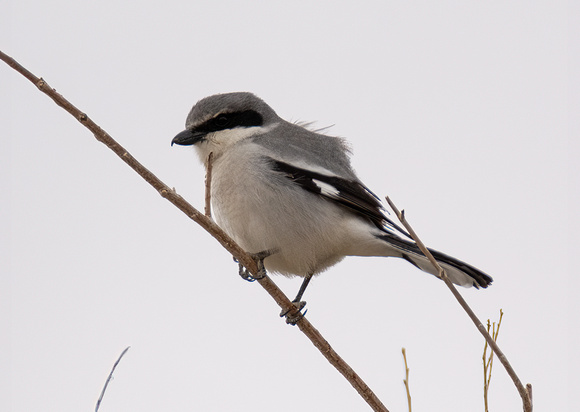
left=214, top=115, right=229, bottom=127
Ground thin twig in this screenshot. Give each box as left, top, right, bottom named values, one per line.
left=483, top=320, right=491, bottom=412
left=401, top=348, right=412, bottom=412
left=204, top=152, right=213, bottom=218
left=95, top=346, right=130, bottom=412
left=1, top=50, right=389, bottom=412
left=488, top=310, right=504, bottom=389
left=385, top=197, right=532, bottom=412
left=483, top=309, right=503, bottom=412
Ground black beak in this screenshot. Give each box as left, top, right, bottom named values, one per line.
left=171, top=129, right=206, bottom=146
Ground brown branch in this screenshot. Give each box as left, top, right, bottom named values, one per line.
left=385, top=196, right=532, bottom=412
left=1, top=50, right=389, bottom=412
left=526, top=384, right=533, bottom=409
left=204, top=152, right=214, bottom=218
left=401, top=348, right=412, bottom=412
left=95, top=346, right=130, bottom=412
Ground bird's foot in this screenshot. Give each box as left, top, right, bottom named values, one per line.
left=280, top=300, right=307, bottom=325
left=236, top=249, right=276, bottom=282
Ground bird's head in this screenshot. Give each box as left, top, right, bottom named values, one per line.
left=172, top=92, right=280, bottom=164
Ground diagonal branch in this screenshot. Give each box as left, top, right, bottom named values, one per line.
left=1, top=50, right=389, bottom=412
left=385, top=196, right=532, bottom=412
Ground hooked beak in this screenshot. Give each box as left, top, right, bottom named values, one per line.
left=171, top=129, right=206, bottom=146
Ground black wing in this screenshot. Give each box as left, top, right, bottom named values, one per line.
left=269, top=158, right=493, bottom=288
left=269, top=158, right=409, bottom=236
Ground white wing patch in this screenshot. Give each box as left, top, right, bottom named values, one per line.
left=312, top=179, right=340, bottom=198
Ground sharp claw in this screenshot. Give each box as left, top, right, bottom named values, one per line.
left=253, top=258, right=267, bottom=280
left=237, top=250, right=275, bottom=282
left=280, top=300, right=307, bottom=325
left=238, top=263, right=256, bottom=282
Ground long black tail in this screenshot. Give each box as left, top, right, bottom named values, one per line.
left=377, top=233, right=493, bottom=288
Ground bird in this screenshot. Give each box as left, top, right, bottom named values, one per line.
left=172, top=92, right=492, bottom=316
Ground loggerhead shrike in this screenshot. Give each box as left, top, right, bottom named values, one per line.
left=172, top=92, right=492, bottom=314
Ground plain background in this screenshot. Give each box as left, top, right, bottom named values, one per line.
left=2, top=1, right=577, bottom=411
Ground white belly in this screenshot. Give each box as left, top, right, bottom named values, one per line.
left=209, top=143, right=355, bottom=277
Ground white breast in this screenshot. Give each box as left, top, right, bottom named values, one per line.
left=208, top=141, right=360, bottom=277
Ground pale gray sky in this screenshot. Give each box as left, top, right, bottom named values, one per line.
left=2, top=1, right=577, bottom=411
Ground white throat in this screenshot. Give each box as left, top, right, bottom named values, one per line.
left=195, top=123, right=279, bottom=166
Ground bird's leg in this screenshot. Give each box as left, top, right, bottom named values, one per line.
left=292, top=274, right=313, bottom=305
left=236, top=249, right=276, bottom=282
left=280, top=273, right=313, bottom=325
